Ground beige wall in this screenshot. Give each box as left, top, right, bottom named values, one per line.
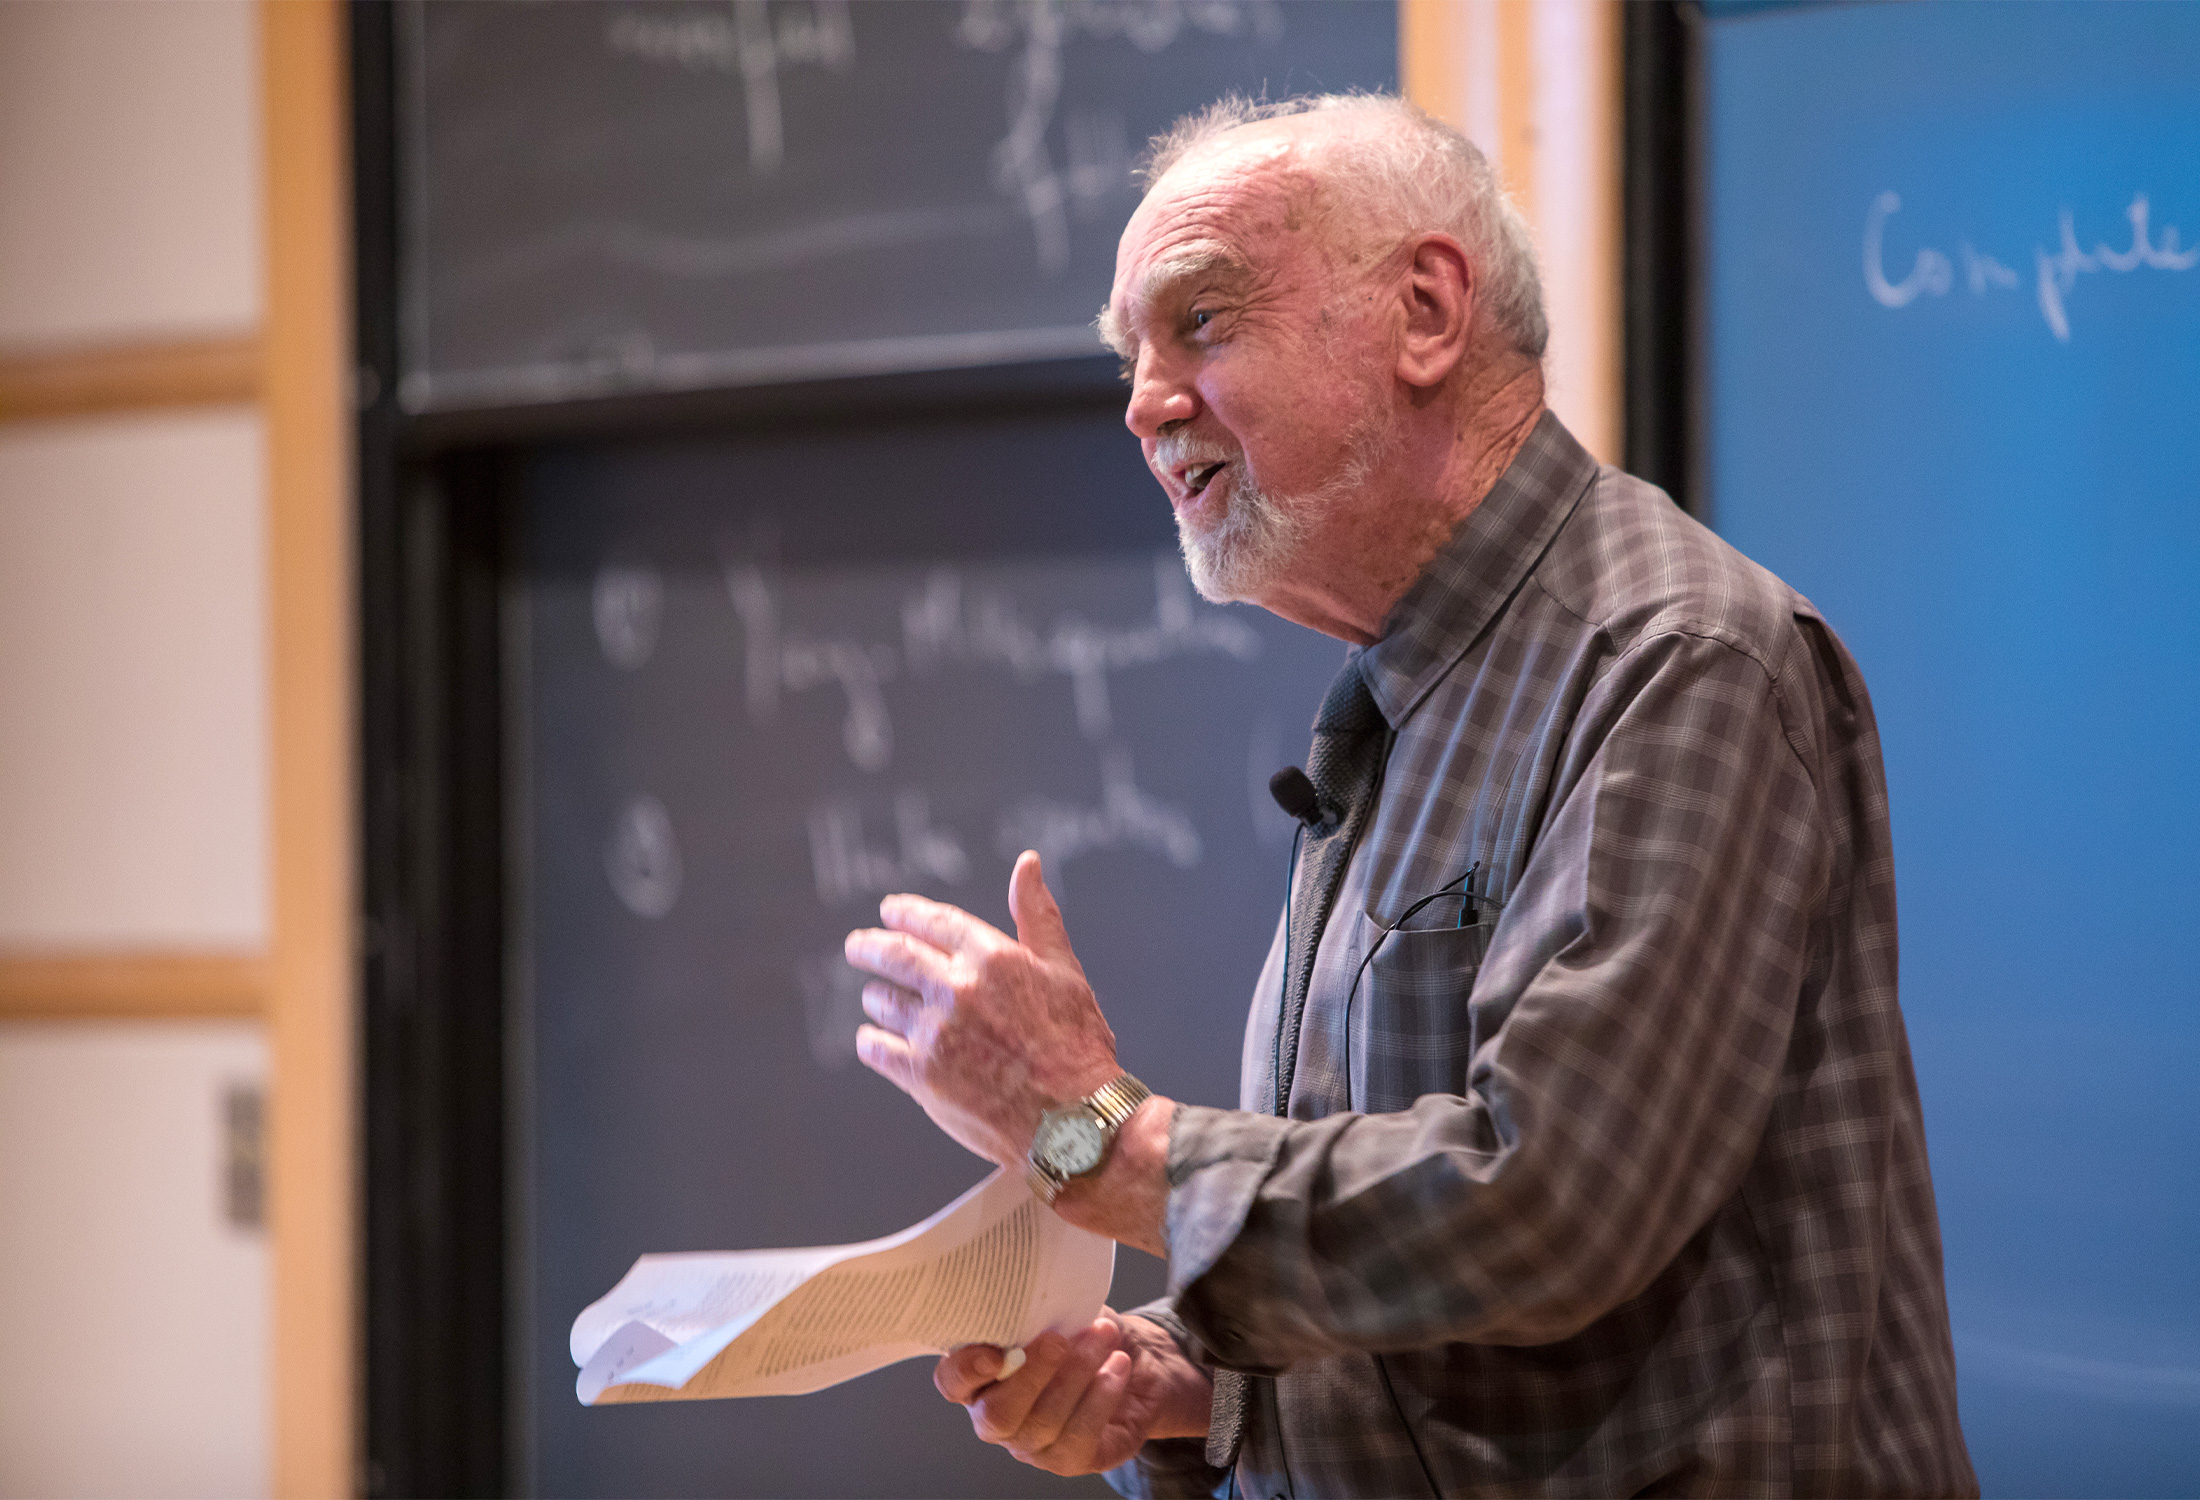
left=0, top=410, right=267, bottom=951
left=0, top=0, right=262, bottom=351
left=0, top=1023, right=269, bottom=1499
left=0, top=2, right=272, bottom=1496
left=1404, top=0, right=1622, bottom=465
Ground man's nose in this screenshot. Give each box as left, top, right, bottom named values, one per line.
left=1123, top=350, right=1198, bottom=439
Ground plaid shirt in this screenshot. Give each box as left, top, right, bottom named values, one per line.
left=1111, top=415, right=1975, bottom=1498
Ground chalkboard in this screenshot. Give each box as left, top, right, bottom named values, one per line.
left=517, top=405, right=1345, bottom=1496
left=397, top=0, right=1395, bottom=412
left=1699, top=5, right=2200, bottom=1495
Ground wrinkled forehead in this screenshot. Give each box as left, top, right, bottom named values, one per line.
left=1110, top=132, right=1323, bottom=311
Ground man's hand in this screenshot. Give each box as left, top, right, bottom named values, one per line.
left=936, top=1311, right=1214, bottom=1476
left=844, top=850, right=1121, bottom=1166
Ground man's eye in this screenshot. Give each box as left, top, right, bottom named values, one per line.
left=1192, top=309, right=1214, bottom=329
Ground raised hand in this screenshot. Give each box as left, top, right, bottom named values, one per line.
left=843, top=850, right=1122, bottom=1166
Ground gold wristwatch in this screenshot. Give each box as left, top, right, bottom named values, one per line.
left=1026, top=1073, right=1151, bottom=1205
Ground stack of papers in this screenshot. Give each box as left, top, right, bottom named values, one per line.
left=571, top=1168, right=1115, bottom=1403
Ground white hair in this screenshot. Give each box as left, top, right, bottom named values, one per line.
left=1140, top=92, right=1549, bottom=359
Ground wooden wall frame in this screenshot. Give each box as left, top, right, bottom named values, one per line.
left=263, top=1, right=357, bottom=1495
left=1401, top=0, right=1624, bottom=466
left=0, top=335, right=262, bottom=424
left=0, top=329, right=269, bottom=1025
left=0, top=4, right=358, bottom=1490
left=0, top=953, right=266, bottom=1020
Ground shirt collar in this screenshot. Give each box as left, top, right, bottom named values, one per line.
left=1355, top=410, right=1599, bottom=729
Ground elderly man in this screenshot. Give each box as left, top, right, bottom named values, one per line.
left=844, top=95, right=1975, bottom=1497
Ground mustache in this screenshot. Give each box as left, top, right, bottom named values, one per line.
left=1152, top=433, right=1240, bottom=471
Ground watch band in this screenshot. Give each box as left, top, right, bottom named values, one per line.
left=1026, top=1072, right=1151, bottom=1204
left=1084, top=1073, right=1152, bottom=1134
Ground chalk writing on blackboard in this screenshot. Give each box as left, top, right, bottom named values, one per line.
left=728, top=557, right=1260, bottom=773
left=595, top=562, right=666, bottom=670
left=1865, top=190, right=2197, bottom=341
left=997, top=743, right=1202, bottom=874
left=792, top=736, right=1202, bottom=1070
left=608, top=794, right=685, bottom=919
left=728, top=567, right=898, bottom=771
left=606, top=0, right=855, bottom=175
left=605, top=0, right=1287, bottom=274
left=595, top=547, right=1309, bottom=1068
left=808, top=791, right=973, bottom=906
left=955, top=0, right=1285, bottom=271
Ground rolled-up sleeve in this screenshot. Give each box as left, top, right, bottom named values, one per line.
left=1161, top=628, right=1827, bottom=1371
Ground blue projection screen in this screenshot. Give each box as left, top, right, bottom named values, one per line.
left=1700, top=4, right=2200, bottom=1494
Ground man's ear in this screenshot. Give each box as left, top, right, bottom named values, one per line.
left=1396, top=233, right=1474, bottom=388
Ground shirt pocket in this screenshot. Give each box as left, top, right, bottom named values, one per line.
left=1347, top=913, right=1494, bottom=1115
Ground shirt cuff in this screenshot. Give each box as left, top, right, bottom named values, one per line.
left=1102, top=1436, right=1228, bottom=1500
left=1163, top=1103, right=1293, bottom=1373
left=1119, top=1298, right=1207, bottom=1368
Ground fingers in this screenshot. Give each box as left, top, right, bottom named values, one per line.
left=1044, top=1349, right=1135, bottom=1468
left=843, top=927, right=954, bottom=993
left=1007, top=850, right=1077, bottom=964
left=854, top=1025, right=916, bottom=1091
left=1090, top=1380, right=1160, bottom=1473
left=940, top=1321, right=1156, bottom=1478
left=879, top=891, right=1004, bottom=954
left=860, top=979, right=921, bottom=1037
left=963, top=1329, right=1071, bottom=1441
left=936, top=1344, right=1008, bottom=1404
left=1005, top=1322, right=1120, bottom=1454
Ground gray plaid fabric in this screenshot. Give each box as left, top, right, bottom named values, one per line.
left=1109, top=414, right=1974, bottom=1498
left=1212, top=658, right=1391, bottom=1468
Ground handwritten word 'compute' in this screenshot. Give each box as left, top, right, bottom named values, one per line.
left=1865, top=190, right=2198, bottom=342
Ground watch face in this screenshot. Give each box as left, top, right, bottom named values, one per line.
left=1035, top=1112, right=1107, bottom=1177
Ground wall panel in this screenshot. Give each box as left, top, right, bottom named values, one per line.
left=0, top=1020, right=269, bottom=1499
left=0, top=0, right=262, bottom=351
left=0, top=409, right=268, bottom=950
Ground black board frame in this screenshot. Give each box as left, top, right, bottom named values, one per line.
left=355, top=9, right=512, bottom=1493
left=1621, top=0, right=1703, bottom=516
left=354, top=5, right=1699, bottom=1489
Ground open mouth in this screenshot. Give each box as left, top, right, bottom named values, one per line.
left=1183, top=461, right=1227, bottom=498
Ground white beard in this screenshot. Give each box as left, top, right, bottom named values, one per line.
left=1169, top=395, right=1396, bottom=605
left=1175, top=462, right=1308, bottom=603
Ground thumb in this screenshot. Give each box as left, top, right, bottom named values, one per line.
left=1009, top=850, right=1077, bottom=965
